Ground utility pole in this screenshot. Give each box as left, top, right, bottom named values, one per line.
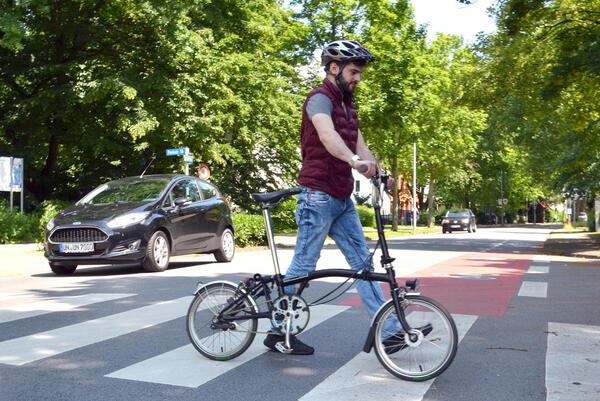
left=413, top=143, right=417, bottom=233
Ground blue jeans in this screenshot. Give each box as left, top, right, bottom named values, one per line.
left=284, top=187, right=387, bottom=319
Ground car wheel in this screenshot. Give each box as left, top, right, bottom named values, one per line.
left=214, top=228, right=235, bottom=263
left=142, top=231, right=170, bottom=272
left=50, top=263, right=77, bottom=275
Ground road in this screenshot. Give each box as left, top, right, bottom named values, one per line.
left=1, top=226, right=599, bottom=401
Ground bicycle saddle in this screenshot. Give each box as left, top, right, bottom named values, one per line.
left=251, top=188, right=301, bottom=206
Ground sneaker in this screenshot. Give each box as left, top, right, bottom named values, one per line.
left=264, top=333, right=314, bottom=355
left=383, top=323, right=433, bottom=355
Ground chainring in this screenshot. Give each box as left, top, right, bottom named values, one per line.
left=271, top=294, right=310, bottom=335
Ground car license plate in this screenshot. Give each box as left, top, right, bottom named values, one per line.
left=451, top=225, right=461, bottom=228
left=59, top=242, right=94, bottom=253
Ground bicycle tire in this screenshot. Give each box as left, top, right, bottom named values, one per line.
left=373, top=294, right=458, bottom=381
left=186, top=281, right=258, bottom=360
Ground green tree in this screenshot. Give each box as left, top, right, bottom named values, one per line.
left=0, top=0, right=306, bottom=210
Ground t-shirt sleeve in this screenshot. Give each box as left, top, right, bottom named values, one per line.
left=306, top=94, right=333, bottom=120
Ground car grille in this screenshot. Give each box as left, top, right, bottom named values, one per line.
left=50, top=227, right=108, bottom=243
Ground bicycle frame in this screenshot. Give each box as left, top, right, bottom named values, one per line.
left=237, top=173, right=418, bottom=336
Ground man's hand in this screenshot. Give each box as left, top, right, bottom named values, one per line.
left=354, top=160, right=377, bottom=178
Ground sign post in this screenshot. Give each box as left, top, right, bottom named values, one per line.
left=0, top=156, right=24, bottom=212
left=166, top=147, right=192, bottom=175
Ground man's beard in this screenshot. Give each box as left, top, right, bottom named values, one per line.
left=339, top=75, right=356, bottom=94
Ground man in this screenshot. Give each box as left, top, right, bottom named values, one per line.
left=263, top=40, right=391, bottom=355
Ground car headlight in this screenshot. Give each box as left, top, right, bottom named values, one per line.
left=46, top=216, right=56, bottom=231
left=107, top=212, right=150, bottom=228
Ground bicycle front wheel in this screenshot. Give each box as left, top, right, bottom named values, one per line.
left=186, top=281, right=258, bottom=360
left=373, top=295, right=458, bottom=381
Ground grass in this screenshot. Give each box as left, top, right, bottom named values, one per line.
left=364, top=226, right=441, bottom=239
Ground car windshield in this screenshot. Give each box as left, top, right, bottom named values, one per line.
left=77, top=178, right=171, bottom=205
left=447, top=212, right=469, bottom=218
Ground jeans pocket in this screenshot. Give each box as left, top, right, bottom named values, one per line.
left=307, top=190, right=330, bottom=205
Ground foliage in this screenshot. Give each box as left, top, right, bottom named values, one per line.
left=0, top=0, right=596, bottom=243
left=0, top=200, right=40, bottom=243
left=0, top=0, right=306, bottom=209
left=270, top=198, right=298, bottom=233
left=232, top=213, right=266, bottom=247
left=356, top=205, right=375, bottom=227
left=37, top=199, right=72, bottom=240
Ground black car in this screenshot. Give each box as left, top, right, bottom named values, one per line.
left=44, top=174, right=234, bottom=275
left=441, top=209, right=477, bottom=234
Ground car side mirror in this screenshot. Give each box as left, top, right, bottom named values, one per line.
left=173, top=197, right=191, bottom=212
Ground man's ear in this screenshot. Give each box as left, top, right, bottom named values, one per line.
left=328, top=61, right=339, bottom=75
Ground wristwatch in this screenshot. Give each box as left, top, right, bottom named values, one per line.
left=350, top=154, right=361, bottom=167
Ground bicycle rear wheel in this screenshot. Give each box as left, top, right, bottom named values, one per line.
left=373, top=295, right=458, bottom=381
left=186, top=281, right=258, bottom=360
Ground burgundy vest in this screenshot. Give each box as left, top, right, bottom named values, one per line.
left=298, top=79, right=359, bottom=198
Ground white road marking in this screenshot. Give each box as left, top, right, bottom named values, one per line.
left=0, top=296, right=192, bottom=366
left=0, top=293, right=134, bottom=324
left=526, top=265, right=549, bottom=274
left=546, top=322, right=600, bottom=400
left=300, top=314, right=478, bottom=401
left=518, top=281, right=548, bottom=298
left=105, top=304, right=350, bottom=388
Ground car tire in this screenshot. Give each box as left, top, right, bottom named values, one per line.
left=214, top=228, right=235, bottom=263
left=49, top=263, right=77, bottom=275
left=142, top=231, right=170, bottom=272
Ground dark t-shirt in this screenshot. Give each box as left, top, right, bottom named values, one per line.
left=306, top=93, right=348, bottom=120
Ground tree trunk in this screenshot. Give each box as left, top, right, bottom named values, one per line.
left=427, top=178, right=436, bottom=227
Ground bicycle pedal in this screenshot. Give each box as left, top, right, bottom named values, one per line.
left=274, top=342, right=293, bottom=354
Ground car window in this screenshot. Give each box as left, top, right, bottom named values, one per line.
left=447, top=212, right=469, bottom=218
left=77, top=178, right=170, bottom=205
left=161, top=192, right=172, bottom=208
left=197, top=180, right=217, bottom=200
left=171, top=180, right=201, bottom=203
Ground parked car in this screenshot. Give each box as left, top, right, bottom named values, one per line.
left=44, top=174, right=234, bottom=275
left=578, top=212, right=588, bottom=222
left=441, top=209, right=477, bottom=233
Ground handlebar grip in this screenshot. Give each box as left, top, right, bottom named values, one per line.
left=359, top=165, right=368, bottom=173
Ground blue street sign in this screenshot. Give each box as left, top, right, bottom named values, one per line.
left=184, top=155, right=193, bottom=163
left=166, top=147, right=188, bottom=156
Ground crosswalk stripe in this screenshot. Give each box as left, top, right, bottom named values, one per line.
left=0, top=296, right=192, bottom=366
left=0, top=293, right=134, bottom=324
left=518, top=281, right=548, bottom=298
left=299, top=314, right=478, bottom=401
left=105, top=304, right=350, bottom=388
left=546, top=322, right=600, bottom=400
left=526, top=265, right=549, bottom=274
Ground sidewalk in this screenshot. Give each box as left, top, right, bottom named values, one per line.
left=542, top=229, right=600, bottom=259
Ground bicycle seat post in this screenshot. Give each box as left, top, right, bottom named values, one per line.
left=261, top=207, right=282, bottom=276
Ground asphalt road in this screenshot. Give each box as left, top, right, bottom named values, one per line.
left=1, top=226, right=599, bottom=401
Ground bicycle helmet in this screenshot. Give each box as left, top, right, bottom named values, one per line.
left=321, top=40, right=375, bottom=67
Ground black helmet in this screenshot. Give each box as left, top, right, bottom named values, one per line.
left=321, top=40, right=375, bottom=66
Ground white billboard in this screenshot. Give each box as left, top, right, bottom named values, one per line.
left=0, top=156, right=23, bottom=192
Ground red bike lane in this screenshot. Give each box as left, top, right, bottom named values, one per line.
left=339, top=252, right=535, bottom=317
